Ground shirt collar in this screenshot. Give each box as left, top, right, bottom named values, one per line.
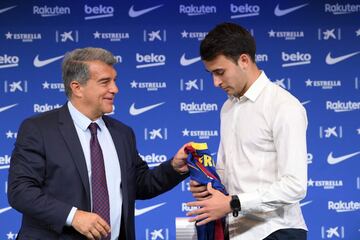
left=229, top=71, right=269, bottom=103
left=67, top=101, right=105, bottom=132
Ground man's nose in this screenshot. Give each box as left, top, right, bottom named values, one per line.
left=213, top=76, right=222, bottom=87
left=110, top=81, right=119, bottom=93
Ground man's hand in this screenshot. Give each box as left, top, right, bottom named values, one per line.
left=171, top=142, right=191, bottom=174
left=186, top=182, right=232, bottom=226
left=189, top=180, right=211, bottom=200
left=72, top=210, right=111, bottom=240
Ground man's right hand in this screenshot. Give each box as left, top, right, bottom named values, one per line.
left=190, top=180, right=211, bottom=200
left=72, top=209, right=111, bottom=240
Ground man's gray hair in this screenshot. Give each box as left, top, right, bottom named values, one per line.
left=62, top=47, right=116, bottom=98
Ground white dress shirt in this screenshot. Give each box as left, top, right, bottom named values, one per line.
left=66, top=101, right=122, bottom=240
left=216, top=71, right=308, bottom=240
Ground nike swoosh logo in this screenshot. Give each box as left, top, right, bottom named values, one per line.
left=325, top=51, right=360, bottom=65
left=0, top=5, right=17, bottom=14
left=180, top=54, right=201, bottom=66
left=129, top=102, right=165, bottom=116
left=300, top=200, right=312, bottom=207
left=0, top=103, right=18, bottom=113
left=327, top=151, right=360, bottom=164
left=128, top=4, right=163, bottom=18
left=33, top=54, right=64, bottom=68
left=135, top=202, right=166, bottom=216
left=0, top=206, right=12, bottom=214
left=274, top=3, right=308, bottom=16
left=301, top=100, right=311, bottom=105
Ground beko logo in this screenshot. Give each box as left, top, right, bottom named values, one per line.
left=136, top=53, right=166, bottom=68
left=0, top=155, right=11, bottom=170
left=0, top=54, right=19, bottom=68
left=230, top=3, right=260, bottom=18
left=84, top=4, right=114, bottom=20
left=179, top=4, right=216, bottom=16
left=33, top=5, right=70, bottom=17
left=139, top=153, right=167, bottom=167
left=281, top=52, right=311, bottom=67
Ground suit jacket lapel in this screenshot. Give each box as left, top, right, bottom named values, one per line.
left=58, top=104, right=91, bottom=208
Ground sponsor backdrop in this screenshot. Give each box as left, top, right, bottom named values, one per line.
left=0, top=0, right=359, bottom=239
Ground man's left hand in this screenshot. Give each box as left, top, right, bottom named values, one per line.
left=171, top=142, right=191, bottom=174
left=186, top=182, right=232, bottom=225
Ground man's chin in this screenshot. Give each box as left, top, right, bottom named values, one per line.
left=103, top=105, right=115, bottom=115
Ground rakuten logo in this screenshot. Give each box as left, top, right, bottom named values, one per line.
left=180, top=102, right=218, bottom=114
left=328, top=200, right=360, bottom=212
left=281, top=52, right=311, bottom=67
left=139, top=153, right=167, bottom=167
left=33, top=103, right=62, bottom=113
left=0, top=54, right=19, bottom=69
left=33, top=5, right=70, bottom=17
left=136, top=53, right=166, bottom=68
left=181, top=202, right=199, bottom=212
left=179, top=4, right=216, bottom=16
left=325, top=3, right=360, bottom=15
left=84, top=4, right=114, bottom=20
left=326, top=101, right=360, bottom=112
left=230, top=3, right=260, bottom=18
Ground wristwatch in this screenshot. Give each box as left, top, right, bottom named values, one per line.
left=230, top=195, right=241, bottom=217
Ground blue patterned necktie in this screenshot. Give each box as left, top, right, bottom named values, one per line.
left=89, top=123, right=111, bottom=240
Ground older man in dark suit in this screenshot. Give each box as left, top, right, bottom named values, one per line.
left=8, top=47, right=189, bottom=240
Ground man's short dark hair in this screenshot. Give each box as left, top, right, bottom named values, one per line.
left=200, top=22, right=256, bottom=63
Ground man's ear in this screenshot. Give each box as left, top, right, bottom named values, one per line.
left=70, top=80, right=82, bottom=97
left=237, top=54, right=250, bottom=69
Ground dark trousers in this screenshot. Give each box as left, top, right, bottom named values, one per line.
left=263, top=228, right=307, bottom=240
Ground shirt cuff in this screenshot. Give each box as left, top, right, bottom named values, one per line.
left=238, top=192, right=261, bottom=213
left=65, top=207, right=78, bottom=226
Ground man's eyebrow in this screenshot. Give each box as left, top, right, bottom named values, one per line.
left=208, top=68, right=224, bottom=73
left=97, top=77, right=112, bottom=82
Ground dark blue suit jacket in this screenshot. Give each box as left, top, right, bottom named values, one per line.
left=8, top=104, right=186, bottom=240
